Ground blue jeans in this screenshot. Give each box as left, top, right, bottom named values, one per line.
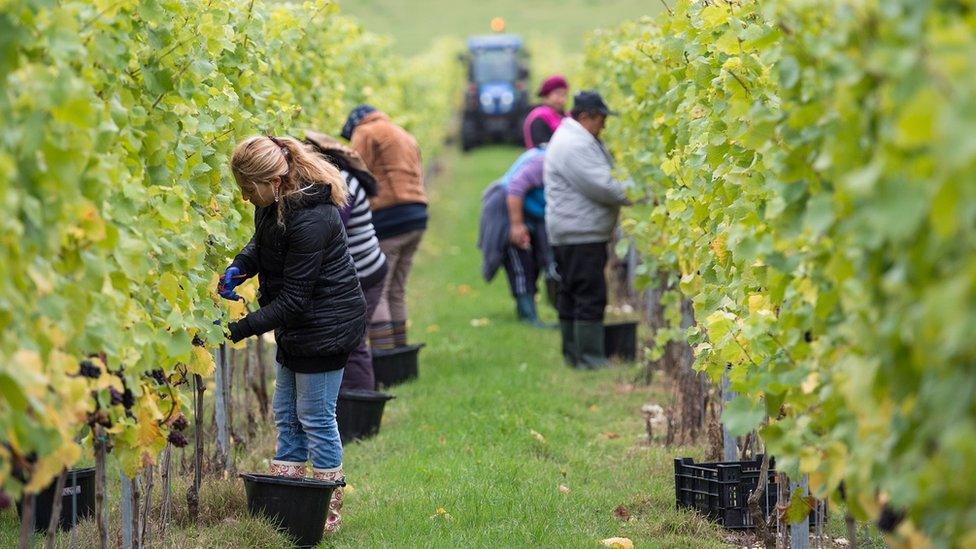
left=273, top=365, right=344, bottom=469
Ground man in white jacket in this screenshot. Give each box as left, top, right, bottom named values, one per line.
left=544, top=91, right=632, bottom=368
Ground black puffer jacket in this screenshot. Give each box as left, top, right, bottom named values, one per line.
left=227, top=184, right=367, bottom=373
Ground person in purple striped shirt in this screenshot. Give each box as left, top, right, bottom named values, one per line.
left=505, top=150, right=553, bottom=326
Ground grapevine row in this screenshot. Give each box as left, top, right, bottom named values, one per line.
left=0, top=0, right=460, bottom=498
left=583, top=0, right=975, bottom=543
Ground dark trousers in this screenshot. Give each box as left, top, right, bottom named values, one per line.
left=553, top=242, right=608, bottom=322
left=342, top=273, right=386, bottom=391
left=502, top=221, right=549, bottom=298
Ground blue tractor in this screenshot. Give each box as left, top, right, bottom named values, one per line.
left=460, top=35, right=531, bottom=151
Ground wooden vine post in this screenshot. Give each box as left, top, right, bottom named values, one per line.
left=187, top=373, right=205, bottom=523
left=44, top=469, right=68, bottom=549
left=94, top=425, right=109, bottom=549
left=214, top=345, right=230, bottom=474
left=17, top=492, right=35, bottom=549
left=160, top=444, right=173, bottom=537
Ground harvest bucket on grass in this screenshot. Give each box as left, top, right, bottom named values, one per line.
left=17, top=467, right=95, bottom=532
left=604, top=321, right=638, bottom=361
left=241, top=473, right=343, bottom=548
left=372, top=343, right=424, bottom=389
left=336, top=389, right=395, bottom=444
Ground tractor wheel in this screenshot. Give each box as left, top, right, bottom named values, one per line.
left=461, top=116, right=480, bottom=152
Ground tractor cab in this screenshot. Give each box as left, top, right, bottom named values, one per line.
left=460, top=34, right=530, bottom=150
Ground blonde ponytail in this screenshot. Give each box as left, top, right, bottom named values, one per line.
left=231, top=135, right=348, bottom=227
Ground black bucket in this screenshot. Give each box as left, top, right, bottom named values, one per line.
left=372, top=344, right=424, bottom=389
left=336, top=389, right=395, bottom=444
left=604, top=321, right=638, bottom=361
left=241, top=473, right=343, bottom=548
left=17, top=467, right=96, bottom=532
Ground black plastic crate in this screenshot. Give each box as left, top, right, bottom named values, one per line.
left=372, top=344, right=424, bottom=389
left=674, top=455, right=825, bottom=530
left=674, top=455, right=779, bottom=529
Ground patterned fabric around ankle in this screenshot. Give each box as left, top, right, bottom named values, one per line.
left=312, top=467, right=345, bottom=534
left=369, top=321, right=395, bottom=350
left=391, top=321, right=408, bottom=347
left=269, top=460, right=307, bottom=478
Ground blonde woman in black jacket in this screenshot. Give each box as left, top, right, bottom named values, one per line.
left=220, top=135, right=366, bottom=533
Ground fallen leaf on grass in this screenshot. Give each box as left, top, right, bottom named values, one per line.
left=613, top=505, right=632, bottom=521
left=430, top=507, right=454, bottom=521
left=529, top=429, right=546, bottom=443
left=600, top=537, right=634, bottom=549
left=558, top=484, right=571, bottom=494
left=470, top=317, right=490, bottom=327
left=601, top=432, right=621, bottom=440
left=589, top=404, right=600, bottom=412
left=457, top=284, right=472, bottom=296
left=615, top=383, right=635, bottom=394
left=426, top=324, right=440, bottom=333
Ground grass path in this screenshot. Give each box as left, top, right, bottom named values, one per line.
left=328, top=147, right=722, bottom=547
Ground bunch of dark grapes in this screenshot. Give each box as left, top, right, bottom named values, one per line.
left=192, top=335, right=205, bottom=347
left=0, top=491, right=11, bottom=510
left=148, top=369, right=166, bottom=385
left=171, top=414, right=189, bottom=432
left=78, top=360, right=101, bottom=379
left=167, top=431, right=188, bottom=448
left=121, top=389, right=134, bottom=410
left=877, top=505, right=906, bottom=533
left=109, top=387, right=124, bottom=406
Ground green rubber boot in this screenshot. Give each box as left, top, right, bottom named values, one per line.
left=574, top=320, right=609, bottom=369
left=515, top=295, right=547, bottom=328
left=560, top=320, right=579, bottom=367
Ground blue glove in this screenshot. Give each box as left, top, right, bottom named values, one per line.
left=218, top=266, right=244, bottom=301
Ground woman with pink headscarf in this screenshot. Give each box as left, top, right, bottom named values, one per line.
left=522, top=75, right=569, bottom=149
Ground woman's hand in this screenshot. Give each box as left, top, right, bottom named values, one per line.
left=217, top=266, right=245, bottom=301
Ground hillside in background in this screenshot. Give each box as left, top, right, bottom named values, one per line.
left=341, top=0, right=658, bottom=55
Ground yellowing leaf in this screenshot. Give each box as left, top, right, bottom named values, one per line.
left=710, top=234, right=728, bottom=262
left=226, top=298, right=247, bottom=320
left=237, top=279, right=258, bottom=302
left=134, top=395, right=164, bottom=449
left=25, top=442, right=82, bottom=493
left=158, top=273, right=181, bottom=307
left=187, top=346, right=215, bottom=377
left=600, top=537, right=634, bottom=549
left=700, top=5, right=729, bottom=28
left=430, top=506, right=454, bottom=520
left=704, top=310, right=736, bottom=340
